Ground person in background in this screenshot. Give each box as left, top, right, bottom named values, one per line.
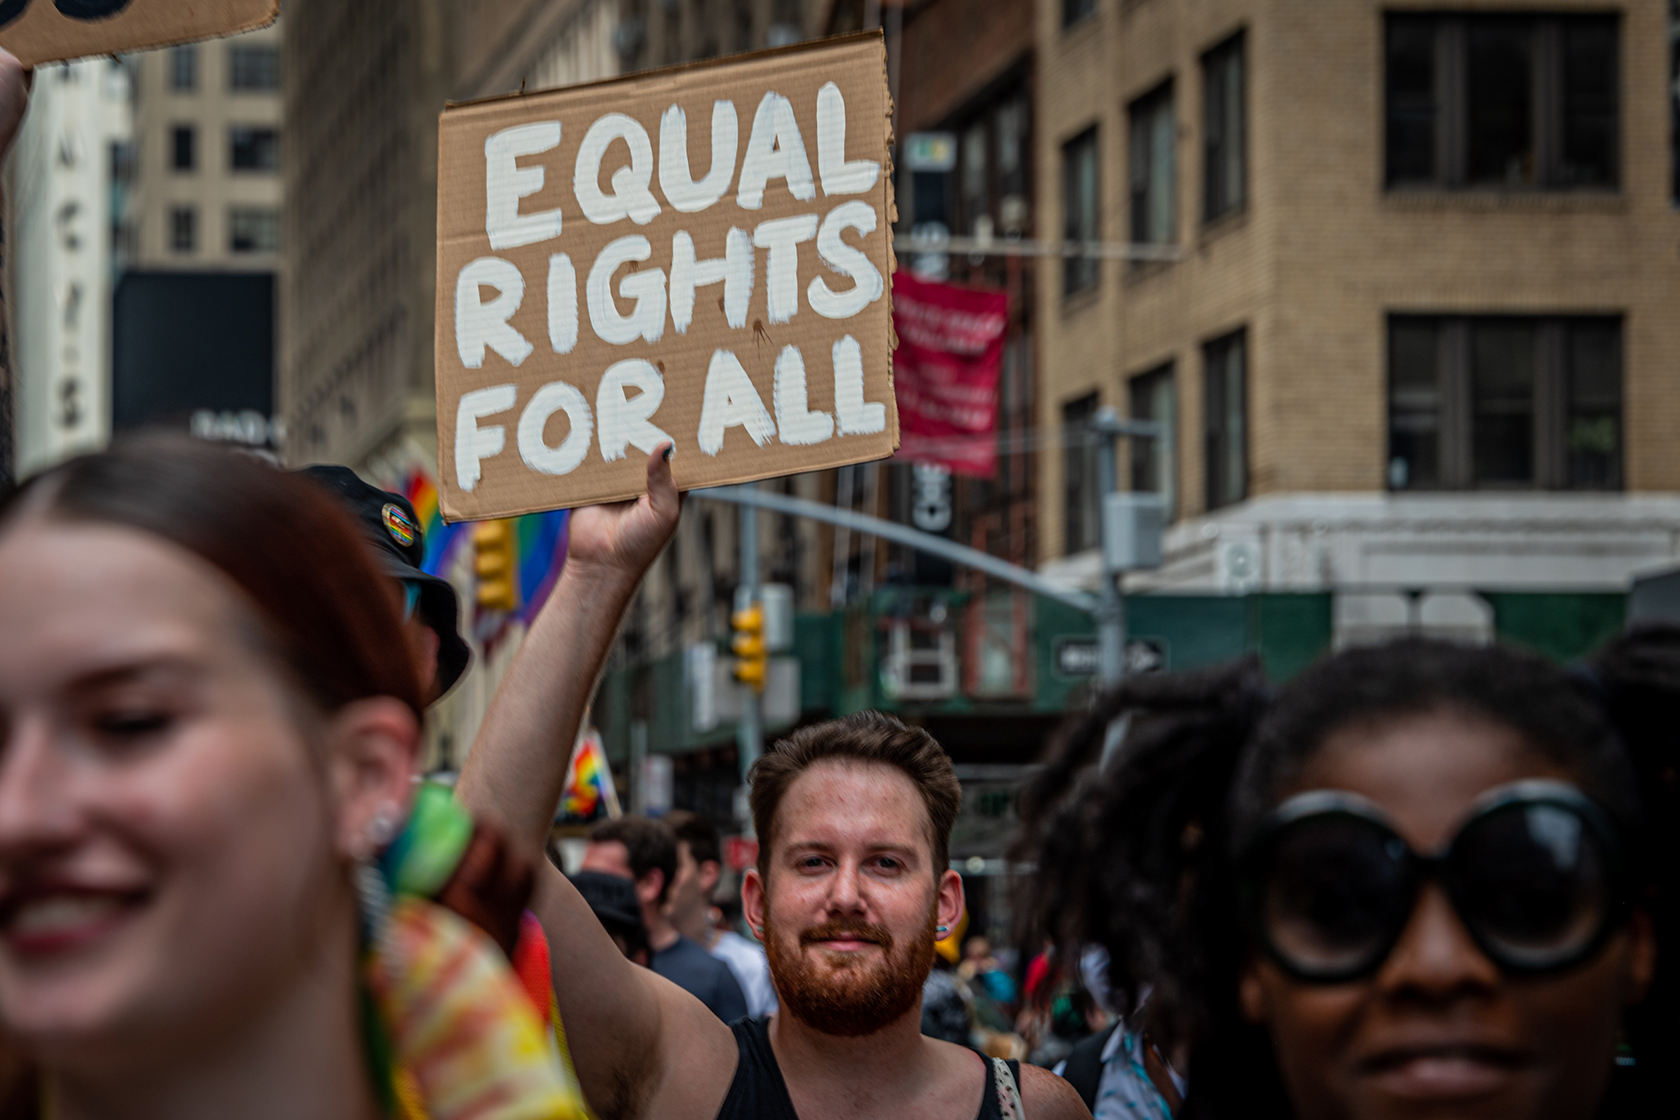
left=583, top=815, right=747, bottom=1023
left=297, top=466, right=470, bottom=704
left=1018, top=636, right=1677, bottom=1119
left=665, top=810, right=777, bottom=1018
left=248, top=456, right=493, bottom=1067
left=570, top=869, right=651, bottom=967
left=922, top=931, right=978, bottom=1048
left=958, top=936, right=1018, bottom=1010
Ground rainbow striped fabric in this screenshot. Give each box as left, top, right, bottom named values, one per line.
left=403, top=470, right=570, bottom=625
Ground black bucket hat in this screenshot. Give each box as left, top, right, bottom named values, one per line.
left=297, top=465, right=471, bottom=698
left=568, top=869, right=648, bottom=956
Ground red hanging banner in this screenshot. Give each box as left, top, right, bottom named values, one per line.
left=891, top=272, right=1009, bottom=479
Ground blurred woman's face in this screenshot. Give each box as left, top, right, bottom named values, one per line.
left=1239, top=710, right=1655, bottom=1120
left=0, top=519, right=353, bottom=1071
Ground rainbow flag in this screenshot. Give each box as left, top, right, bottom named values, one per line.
left=402, top=472, right=469, bottom=578
left=515, top=510, right=569, bottom=624
left=403, top=470, right=570, bottom=628
left=558, top=731, right=620, bottom=824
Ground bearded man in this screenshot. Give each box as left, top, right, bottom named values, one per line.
left=454, top=446, right=1087, bottom=1120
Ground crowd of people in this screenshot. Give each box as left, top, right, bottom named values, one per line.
left=0, top=44, right=1675, bottom=1120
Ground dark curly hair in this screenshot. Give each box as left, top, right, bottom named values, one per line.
left=1016, top=634, right=1678, bottom=1118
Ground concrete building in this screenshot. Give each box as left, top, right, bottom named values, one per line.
left=5, top=58, right=131, bottom=477
left=123, top=22, right=283, bottom=272
left=1033, top=0, right=1680, bottom=649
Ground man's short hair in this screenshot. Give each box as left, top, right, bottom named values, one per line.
left=748, top=710, right=962, bottom=876
left=665, top=809, right=721, bottom=867
left=590, top=815, right=678, bottom=903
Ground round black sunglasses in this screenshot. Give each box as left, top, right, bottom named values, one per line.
left=1238, top=779, right=1628, bottom=983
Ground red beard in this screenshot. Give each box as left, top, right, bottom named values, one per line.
left=764, top=912, right=937, bottom=1037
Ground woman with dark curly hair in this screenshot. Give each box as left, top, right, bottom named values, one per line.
left=1016, top=633, right=1677, bottom=1120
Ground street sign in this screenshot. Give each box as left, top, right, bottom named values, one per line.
left=1055, top=636, right=1166, bottom=677
left=1054, top=637, right=1100, bottom=677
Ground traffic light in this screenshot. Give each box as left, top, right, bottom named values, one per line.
left=473, top=519, right=517, bottom=613
left=731, top=603, right=767, bottom=691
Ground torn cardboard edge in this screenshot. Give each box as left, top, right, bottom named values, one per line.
left=0, top=1, right=278, bottom=68
left=443, top=27, right=886, bottom=113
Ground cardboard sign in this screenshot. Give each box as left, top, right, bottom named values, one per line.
left=0, top=0, right=276, bottom=68
left=435, top=33, right=898, bottom=521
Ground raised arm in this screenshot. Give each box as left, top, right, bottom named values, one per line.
left=457, top=445, right=679, bottom=849
left=454, top=447, right=736, bottom=1120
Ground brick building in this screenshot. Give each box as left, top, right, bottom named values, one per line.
left=1035, top=0, right=1680, bottom=649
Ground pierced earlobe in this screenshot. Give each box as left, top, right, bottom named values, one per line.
left=937, top=925, right=949, bottom=936
left=365, top=800, right=401, bottom=848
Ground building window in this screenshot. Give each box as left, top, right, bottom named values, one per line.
left=946, top=88, right=1032, bottom=243
left=230, top=126, right=280, bottom=172
left=1062, top=127, right=1100, bottom=295
left=1128, top=80, right=1176, bottom=245
left=171, top=125, right=195, bottom=172
left=1384, top=13, right=1619, bottom=190
left=170, top=45, right=197, bottom=92
left=1204, top=330, right=1247, bottom=511
left=1388, top=316, right=1622, bottom=491
left=961, top=118, right=989, bottom=236
left=1130, top=363, right=1176, bottom=519
left=995, top=92, right=1030, bottom=235
left=1064, top=0, right=1096, bottom=29
left=170, top=206, right=196, bottom=254
left=228, top=45, right=281, bottom=92
left=1063, top=392, right=1101, bottom=553
left=1672, top=0, right=1679, bottom=205
left=229, top=207, right=280, bottom=253
left=1203, top=32, right=1245, bottom=222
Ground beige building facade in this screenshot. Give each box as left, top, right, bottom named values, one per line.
left=125, top=22, right=283, bottom=271
left=1035, top=0, right=1680, bottom=641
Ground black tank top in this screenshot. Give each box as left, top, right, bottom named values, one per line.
left=716, top=1018, right=1022, bottom=1120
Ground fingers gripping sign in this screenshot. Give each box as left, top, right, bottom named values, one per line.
left=0, top=0, right=276, bottom=68
left=566, top=444, right=683, bottom=585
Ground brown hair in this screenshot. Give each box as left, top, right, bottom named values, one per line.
left=590, top=815, right=678, bottom=903
left=749, top=711, right=962, bottom=875
left=0, top=437, right=423, bottom=718
left=665, top=809, right=721, bottom=868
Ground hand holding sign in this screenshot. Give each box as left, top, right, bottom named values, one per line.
left=565, top=444, right=684, bottom=595
left=435, top=33, right=898, bottom=521
left=0, top=0, right=275, bottom=67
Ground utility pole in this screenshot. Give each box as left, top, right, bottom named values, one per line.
left=735, top=487, right=762, bottom=829
left=1093, top=409, right=1127, bottom=687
